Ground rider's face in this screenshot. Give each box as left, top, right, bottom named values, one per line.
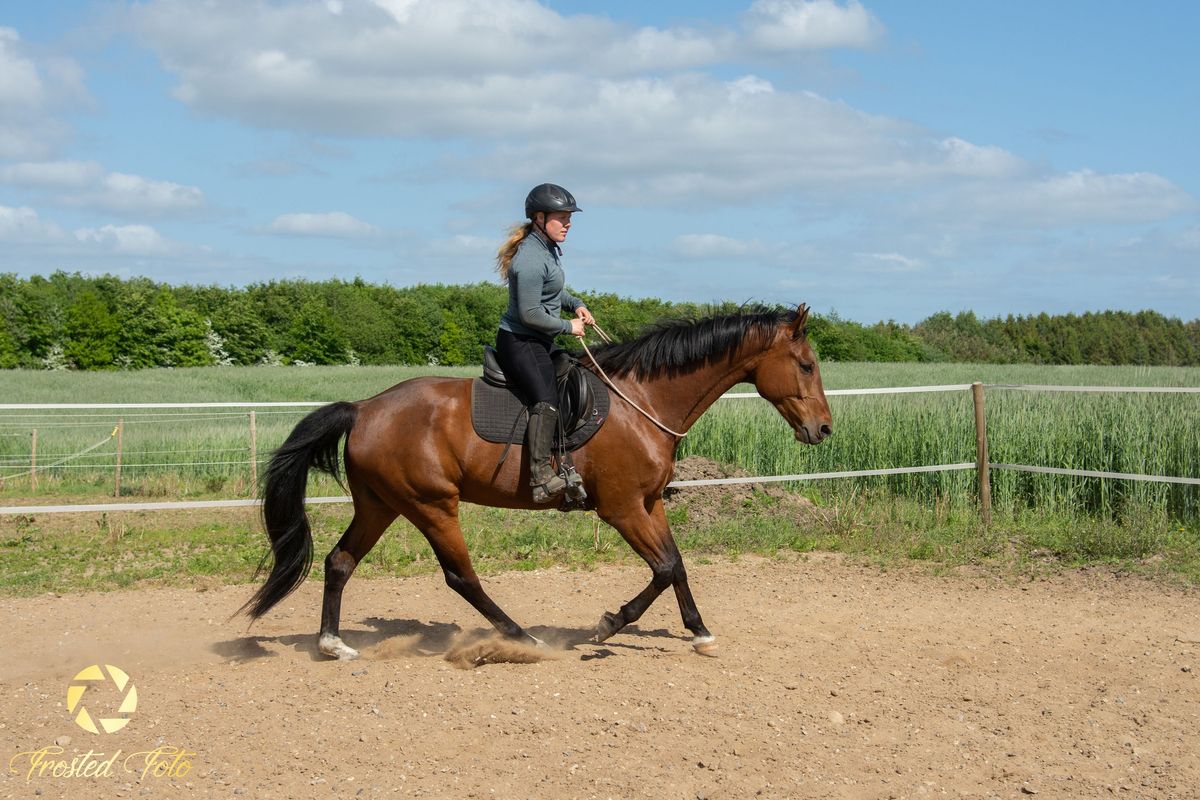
left=540, top=211, right=572, bottom=243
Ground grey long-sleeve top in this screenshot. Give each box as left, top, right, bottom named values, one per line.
left=498, top=229, right=583, bottom=342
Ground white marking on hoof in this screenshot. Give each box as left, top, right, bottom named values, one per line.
left=318, top=634, right=360, bottom=661
left=529, top=635, right=548, bottom=649
left=692, top=634, right=718, bottom=657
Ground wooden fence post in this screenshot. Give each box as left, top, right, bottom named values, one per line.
left=971, top=382, right=992, bottom=525
left=249, top=411, right=258, bottom=493
left=30, top=428, right=38, bottom=492
left=114, top=419, right=124, bottom=497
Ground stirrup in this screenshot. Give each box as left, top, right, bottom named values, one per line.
left=531, top=474, right=567, bottom=504
left=562, top=466, right=587, bottom=502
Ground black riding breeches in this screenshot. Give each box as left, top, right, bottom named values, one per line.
left=495, top=329, right=557, bottom=408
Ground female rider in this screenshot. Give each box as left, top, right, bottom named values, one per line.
left=495, top=183, right=594, bottom=502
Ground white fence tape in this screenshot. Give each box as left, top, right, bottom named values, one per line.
left=0, top=496, right=350, bottom=515
left=723, top=384, right=974, bottom=399
left=1, top=465, right=980, bottom=515
left=3, top=386, right=976, bottom=409
left=3, top=383, right=1199, bottom=412
left=669, top=463, right=976, bottom=487
left=0, top=402, right=326, bottom=410
left=992, top=463, right=1200, bottom=486
left=6, top=459, right=1196, bottom=515
left=986, top=384, right=1200, bottom=394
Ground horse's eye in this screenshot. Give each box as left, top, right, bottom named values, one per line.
left=800, top=362, right=814, bottom=375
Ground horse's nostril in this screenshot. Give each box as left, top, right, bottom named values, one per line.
left=820, top=424, right=832, bottom=438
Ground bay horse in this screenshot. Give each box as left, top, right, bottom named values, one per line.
left=243, top=305, right=832, bottom=659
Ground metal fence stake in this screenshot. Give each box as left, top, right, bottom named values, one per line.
left=249, top=411, right=258, bottom=493
left=972, top=382, right=992, bottom=525
left=114, top=419, right=124, bottom=497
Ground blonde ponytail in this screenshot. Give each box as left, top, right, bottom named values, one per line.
left=495, top=222, right=534, bottom=283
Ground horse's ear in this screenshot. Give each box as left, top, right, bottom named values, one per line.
left=790, top=304, right=809, bottom=340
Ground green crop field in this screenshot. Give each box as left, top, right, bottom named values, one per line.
left=1, top=362, right=1199, bottom=594
left=2, top=362, right=1198, bottom=519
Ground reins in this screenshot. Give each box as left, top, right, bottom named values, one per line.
left=579, top=322, right=688, bottom=439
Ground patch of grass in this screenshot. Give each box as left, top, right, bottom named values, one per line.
left=3, top=489, right=1197, bottom=597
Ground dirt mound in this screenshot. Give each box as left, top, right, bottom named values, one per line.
left=664, top=455, right=822, bottom=525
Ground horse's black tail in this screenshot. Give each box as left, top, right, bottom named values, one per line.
left=242, top=401, right=357, bottom=620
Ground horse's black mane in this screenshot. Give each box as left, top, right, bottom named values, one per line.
left=590, top=306, right=797, bottom=379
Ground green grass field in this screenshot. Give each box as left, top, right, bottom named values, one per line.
left=1, top=362, right=1198, bottom=594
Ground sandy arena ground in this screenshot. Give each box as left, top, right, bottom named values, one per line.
left=2, top=556, right=1199, bottom=799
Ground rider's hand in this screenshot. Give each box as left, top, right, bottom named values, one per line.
left=569, top=317, right=586, bottom=337
left=576, top=306, right=595, bottom=326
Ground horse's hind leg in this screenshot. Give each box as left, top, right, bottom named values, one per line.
left=318, top=494, right=398, bottom=661
left=596, top=497, right=716, bottom=655
left=401, top=498, right=539, bottom=646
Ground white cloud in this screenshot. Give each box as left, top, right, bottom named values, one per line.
left=485, top=76, right=1036, bottom=204
left=74, top=224, right=178, bottom=256
left=672, top=233, right=770, bottom=260
left=91, top=172, right=205, bottom=214
left=934, top=138, right=1027, bottom=180
left=927, top=169, right=1197, bottom=229
left=444, top=234, right=494, bottom=253
left=0, top=205, right=67, bottom=242
left=129, top=0, right=1127, bottom=216
left=0, top=28, right=86, bottom=159
left=0, top=28, right=45, bottom=107
left=0, top=206, right=184, bottom=258
left=0, top=161, right=205, bottom=215
left=742, top=0, right=883, bottom=52
left=1025, top=170, right=1195, bottom=224
left=264, top=211, right=379, bottom=238
left=125, top=0, right=882, bottom=136
left=854, top=251, right=924, bottom=272
left=120, top=0, right=1028, bottom=205
left=121, top=0, right=1193, bottom=241
left=0, top=160, right=105, bottom=188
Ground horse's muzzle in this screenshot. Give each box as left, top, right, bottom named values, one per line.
left=795, top=422, right=832, bottom=445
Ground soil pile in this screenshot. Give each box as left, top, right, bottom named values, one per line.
left=664, top=455, right=821, bottom=524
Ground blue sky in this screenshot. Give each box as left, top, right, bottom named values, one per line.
left=1, top=0, right=1196, bottom=323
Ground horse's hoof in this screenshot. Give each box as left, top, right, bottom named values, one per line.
left=692, top=634, right=718, bottom=657
left=594, top=611, right=621, bottom=643
left=528, top=635, right=548, bottom=649
left=318, top=634, right=360, bottom=661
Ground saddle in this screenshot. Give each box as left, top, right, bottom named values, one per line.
left=471, top=346, right=609, bottom=451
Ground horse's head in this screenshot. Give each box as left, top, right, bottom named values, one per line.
left=751, top=304, right=832, bottom=445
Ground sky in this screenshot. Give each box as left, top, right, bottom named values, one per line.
left=1, top=0, right=1197, bottom=324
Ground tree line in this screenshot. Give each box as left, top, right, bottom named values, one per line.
left=1, top=272, right=1198, bottom=369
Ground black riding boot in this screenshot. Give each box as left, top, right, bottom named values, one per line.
left=528, top=402, right=566, bottom=503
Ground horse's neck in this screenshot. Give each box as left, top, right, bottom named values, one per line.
left=634, top=350, right=758, bottom=434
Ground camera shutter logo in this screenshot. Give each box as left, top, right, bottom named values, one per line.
left=66, top=664, right=138, bottom=734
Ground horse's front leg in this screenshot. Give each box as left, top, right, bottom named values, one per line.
left=595, top=497, right=716, bottom=655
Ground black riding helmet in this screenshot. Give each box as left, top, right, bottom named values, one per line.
left=525, top=183, right=581, bottom=219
